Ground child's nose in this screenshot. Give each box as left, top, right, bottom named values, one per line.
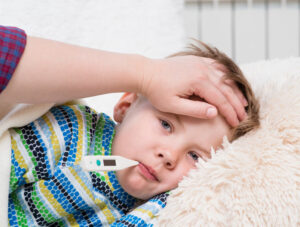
left=157, top=149, right=178, bottom=169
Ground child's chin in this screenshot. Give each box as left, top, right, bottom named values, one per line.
left=116, top=169, right=155, bottom=199
left=122, top=180, right=153, bottom=200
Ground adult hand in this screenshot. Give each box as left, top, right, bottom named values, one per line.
left=140, top=55, right=247, bottom=127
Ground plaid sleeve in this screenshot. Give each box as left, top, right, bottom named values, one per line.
left=0, top=25, right=26, bottom=93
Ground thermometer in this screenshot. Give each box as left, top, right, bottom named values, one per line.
left=80, top=155, right=139, bottom=171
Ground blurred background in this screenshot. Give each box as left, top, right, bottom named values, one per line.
left=184, top=0, right=300, bottom=63
left=1, top=0, right=299, bottom=115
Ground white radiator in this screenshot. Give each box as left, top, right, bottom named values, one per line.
left=184, top=0, right=300, bottom=63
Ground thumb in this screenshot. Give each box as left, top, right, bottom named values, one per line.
left=169, top=98, right=218, bottom=119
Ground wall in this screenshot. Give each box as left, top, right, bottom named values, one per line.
left=184, top=0, right=300, bottom=63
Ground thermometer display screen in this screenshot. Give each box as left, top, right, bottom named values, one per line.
left=103, top=160, right=116, bottom=166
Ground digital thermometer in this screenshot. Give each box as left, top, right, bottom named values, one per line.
left=80, top=155, right=139, bottom=171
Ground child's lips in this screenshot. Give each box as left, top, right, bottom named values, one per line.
left=138, top=163, right=159, bottom=182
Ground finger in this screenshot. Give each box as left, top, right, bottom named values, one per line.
left=224, top=79, right=248, bottom=107
left=195, top=80, right=239, bottom=127
left=219, top=84, right=246, bottom=121
left=168, top=98, right=218, bottom=119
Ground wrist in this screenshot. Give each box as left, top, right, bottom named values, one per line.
left=129, top=54, right=151, bottom=94
left=93, top=52, right=149, bottom=94
left=137, top=56, right=157, bottom=97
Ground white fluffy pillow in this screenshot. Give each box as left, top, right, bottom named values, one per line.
left=0, top=0, right=186, bottom=116
left=156, top=57, right=300, bottom=226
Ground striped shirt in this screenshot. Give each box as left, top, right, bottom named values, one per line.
left=8, top=104, right=168, bottom=226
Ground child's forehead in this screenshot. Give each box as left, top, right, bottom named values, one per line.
left=177, top=113, right=231, bottom=152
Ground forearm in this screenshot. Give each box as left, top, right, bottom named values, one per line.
left=0, top=36, right=146, bottom=103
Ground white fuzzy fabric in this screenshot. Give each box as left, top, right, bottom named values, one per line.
left=156, top=57, right=300, bottom=226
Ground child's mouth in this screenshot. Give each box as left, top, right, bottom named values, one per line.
left=138, top=163, right=159, bottom=182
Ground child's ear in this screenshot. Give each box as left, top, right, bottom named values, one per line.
left=113, top=92, right=138, bottom=123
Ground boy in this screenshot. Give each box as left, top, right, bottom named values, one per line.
left=8, top=42, right=259, bottom=226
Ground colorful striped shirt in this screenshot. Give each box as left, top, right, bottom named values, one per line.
left=0, top=26, right=26, bottom=93
left=8, top=104, right=168, bottom=226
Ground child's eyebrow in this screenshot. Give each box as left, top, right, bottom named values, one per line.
left=174, top=114, right=184, bottom=128
left=199, top=146, right=211, bottom=157
left=161, top=111, right=184, bottom=129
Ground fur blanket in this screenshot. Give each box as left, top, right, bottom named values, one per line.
left=156, top=57, right=300, bottom=226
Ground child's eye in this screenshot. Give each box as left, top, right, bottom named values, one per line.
left=188, top=151, right=200, bottom=162
left=160, top=120, right=172, bottom=132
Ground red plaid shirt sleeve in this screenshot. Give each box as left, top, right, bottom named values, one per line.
left=0, top=25, right=26, bottom=93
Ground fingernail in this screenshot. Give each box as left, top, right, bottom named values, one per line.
left=206, top=107, right=217, bottom=118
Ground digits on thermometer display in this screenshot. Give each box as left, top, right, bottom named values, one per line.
left=103, top=159, right=116, bottom=166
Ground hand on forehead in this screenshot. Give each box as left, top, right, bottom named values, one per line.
left=140, top=48, right=248, bottom=127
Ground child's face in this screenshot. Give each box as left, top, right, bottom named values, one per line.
left=112, top=93, right=231, bottom=200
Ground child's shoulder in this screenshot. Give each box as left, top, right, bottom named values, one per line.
left=50, top=104, right=98, bottom=117
left=48, top=104, right=114, bottom=127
